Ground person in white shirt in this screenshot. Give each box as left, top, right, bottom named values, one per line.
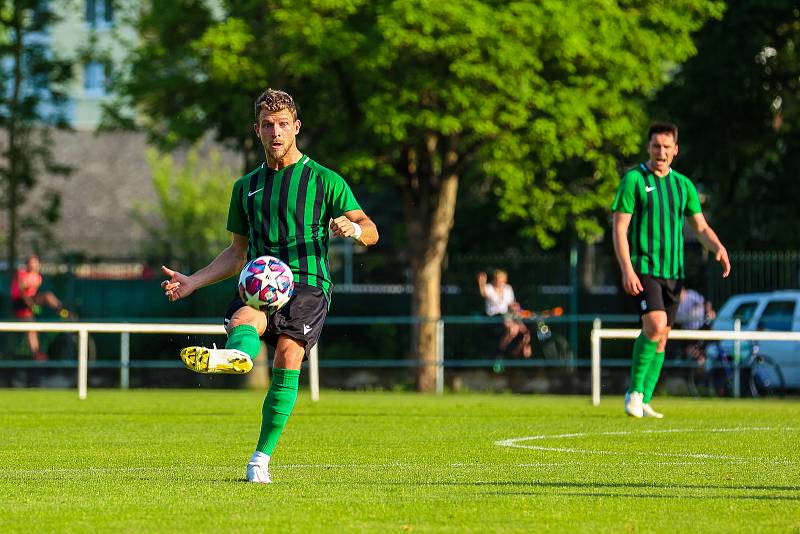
left=477, top=270, right=532, bottom=358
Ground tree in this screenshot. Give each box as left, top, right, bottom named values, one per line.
left=109, top=0, right=723, bottom=390
left=0, top=0, right=73, bottom=270
left=653, top=1, right=800, bottom=250
left=132, top=147, right=234, bottom=271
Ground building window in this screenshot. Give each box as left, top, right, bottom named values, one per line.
left=86, top=0, right=114, bottom=28
left=84, top=62, right=107, bottom=97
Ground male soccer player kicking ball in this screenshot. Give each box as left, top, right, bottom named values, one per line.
left=611, top=122, right=730, bottom=418
left=161, top=89, right=379, bottom=482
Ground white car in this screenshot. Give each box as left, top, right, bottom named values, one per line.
left=711, top=290, right=800, bottom=390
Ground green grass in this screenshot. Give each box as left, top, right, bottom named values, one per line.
left=0, top=390, right=798, bottom=533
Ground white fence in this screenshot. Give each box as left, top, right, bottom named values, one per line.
left=590, top=318, right=800, bottom=405
left=0, top=321, right=320, bottom=400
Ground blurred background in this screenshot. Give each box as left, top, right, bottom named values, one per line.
left=1, top=0, right=798, bottom=395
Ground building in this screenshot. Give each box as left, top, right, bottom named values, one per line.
left=1, top=1, right=241, bottom=262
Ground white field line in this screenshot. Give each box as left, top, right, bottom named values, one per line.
left=495, top=426, right=797, bottom=464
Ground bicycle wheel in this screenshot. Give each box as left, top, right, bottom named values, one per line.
left=747, top=355, right=785, bottom=398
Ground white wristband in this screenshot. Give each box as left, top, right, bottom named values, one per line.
left=351, top=222, right=363, bottom=240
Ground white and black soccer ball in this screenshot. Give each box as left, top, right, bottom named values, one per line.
left=238, top=256, right=294, bottom=313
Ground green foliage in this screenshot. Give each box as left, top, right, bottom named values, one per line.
left=132, top=148, right=234, bottom=271
left=0, top=0, right=74, bottom=267
left=109, top=0, right=723, bottom=250
left=653, top=1, right=800, bottom=250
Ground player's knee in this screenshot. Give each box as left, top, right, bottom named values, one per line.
left=273, top=336, right=306, bottom=369
left=228, top=307, right=267, bottom=335
left=642, top=316, right=668, bottom=339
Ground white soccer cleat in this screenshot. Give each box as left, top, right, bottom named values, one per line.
left=179, top=345, right=253, bottom=374
left=642, top=403, right=664, bottom=419
left=624, top=391, right=644, bottom=418
left=246, top=452, right=271, bottom=484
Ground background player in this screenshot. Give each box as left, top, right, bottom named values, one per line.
left=160, top=89, right=378, bottom=483
left=10, top=254, right=71, bottom=360
left=611, top=122, right=730, bottom=418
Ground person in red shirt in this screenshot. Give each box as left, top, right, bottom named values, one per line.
left=10, top=255, right=70, bottom=360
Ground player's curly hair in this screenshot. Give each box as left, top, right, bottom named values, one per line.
left=254, top=88, right=298, bottom=121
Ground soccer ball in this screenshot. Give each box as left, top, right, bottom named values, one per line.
left=238, top=256, right=294, bottom=313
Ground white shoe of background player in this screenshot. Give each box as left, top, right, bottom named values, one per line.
left=642, top=403, right=664, bottom=419
left=624, top=391, right=644, bottom=418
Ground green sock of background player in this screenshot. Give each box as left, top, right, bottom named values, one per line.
left=643, top=351, right=665, bottom=404
left=628, top=333, right=658, bottom=394
left=225, top=324, right=300, bottom=455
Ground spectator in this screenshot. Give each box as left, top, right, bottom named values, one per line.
left=477, top=270, right=532, bottom=358
left=10, top=255, right=70, bottom=360
left=675, top=287, right=716, bottom=365
left=675, top=287, right=716, bottom=330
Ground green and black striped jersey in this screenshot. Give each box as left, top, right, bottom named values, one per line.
left=227, top=154, right=361, bottom=296
left=611, top=163, right=702, bottom=279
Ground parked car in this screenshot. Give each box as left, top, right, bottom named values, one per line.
left=710, top=290, right=800, bottom=390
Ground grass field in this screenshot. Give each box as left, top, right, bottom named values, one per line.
left=0, top=389, right=798, bottom=533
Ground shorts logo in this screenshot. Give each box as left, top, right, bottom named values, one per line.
left=640, top=300, right=648, bottom=311
left=303, top=324, right=312, bottom=335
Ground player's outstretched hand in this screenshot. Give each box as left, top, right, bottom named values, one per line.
left=329, top=216, right=356, bottom=238
left=161, top=265, right=195, bottom=302
left=716, top=247, right=731, bottom=278
left=622, top=269, right=643, bottom=296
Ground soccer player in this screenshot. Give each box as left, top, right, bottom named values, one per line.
left=10, top=254, right=72, bottom=360
left=160, top=89, right=379, bottom=482
left=611, top=122, right=730, bottom=418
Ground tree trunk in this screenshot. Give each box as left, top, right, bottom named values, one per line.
left=408, top=171, right=459, bottom=392
left=6, top=1, right=23, bottom=272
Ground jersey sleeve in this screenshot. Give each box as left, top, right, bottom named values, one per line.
left=226, top=179, right=248, bottom=236
left=611, top=171, right=637, bottom=213
left=684, top=178, right=702, bottom=215
left=323, top=169, right=362, bottom=217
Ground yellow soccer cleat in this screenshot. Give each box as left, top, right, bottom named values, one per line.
left=180, top=345, right=253, bottom=374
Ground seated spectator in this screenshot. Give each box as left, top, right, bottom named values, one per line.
left=477, top=270, right=532, bottom=358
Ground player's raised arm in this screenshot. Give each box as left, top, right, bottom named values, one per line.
left=161, top=233, right=249, bottom=302
left=329, top=209, right=379, bottom=247
left=687, top=213, right=731, bottom=278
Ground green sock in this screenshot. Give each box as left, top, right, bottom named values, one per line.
left=225, top=324, right=261, bottom=359
left=643, top=351, right=665, bottom=404
left=628, top=333, right=658, bottom=394
left=256, top=368, right=300, bottom=456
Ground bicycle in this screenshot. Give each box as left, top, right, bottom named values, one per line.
left=690, top=340, right=786, bottom=398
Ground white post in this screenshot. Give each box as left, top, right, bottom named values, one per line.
left=733, top=318, right=741, bottom=398
left=591, top=318, right=601, bottom=406
left=78, top=329, right=89, bottom=400
left=120, top=332, right=130, bottom=390
left=435, top=319, right=444, bottom=395
left=309, top=343, right=320, bottom=402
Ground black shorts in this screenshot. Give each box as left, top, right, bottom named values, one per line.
left=224, top=282, right=328, bottom=351
left=11, top=298, right=29, bottom=312
left=630, top=275, right=683, bottom=327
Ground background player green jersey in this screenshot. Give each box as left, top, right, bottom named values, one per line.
left=227, top=155, right=361, bottom=296
left=611, top=163, right=702, bottom=279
